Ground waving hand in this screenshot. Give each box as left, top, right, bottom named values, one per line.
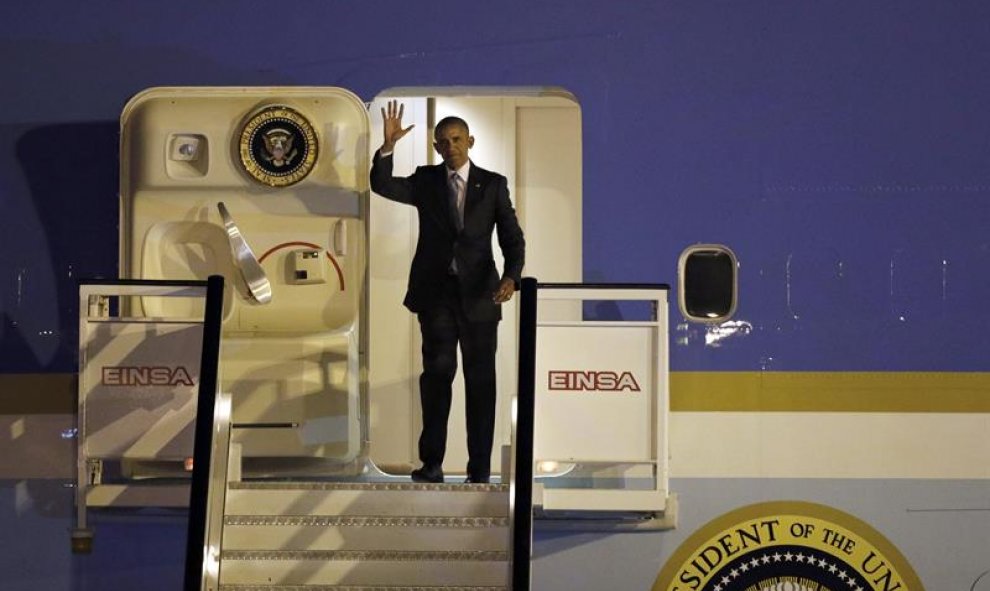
left=381, top=99, right=414, bottom=153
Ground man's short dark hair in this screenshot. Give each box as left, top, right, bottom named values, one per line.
left=434, top=116, right=470, bottom=137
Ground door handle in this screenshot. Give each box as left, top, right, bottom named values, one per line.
left=218, top=202, right=272, bottom=305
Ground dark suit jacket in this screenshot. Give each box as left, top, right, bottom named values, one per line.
left=370, top=151, right=525, bottom=322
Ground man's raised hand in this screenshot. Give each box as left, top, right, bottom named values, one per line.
left=381, top=99, right=414, bottom=153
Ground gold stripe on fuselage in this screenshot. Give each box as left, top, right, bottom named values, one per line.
left=671, top=371, right=990, bottom=413
left=3, top=371, right=990, bottom=415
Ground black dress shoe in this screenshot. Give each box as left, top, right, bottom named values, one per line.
left=411, top=465, right=444, bottom=483
left=464, top=474, right=490, bottom=484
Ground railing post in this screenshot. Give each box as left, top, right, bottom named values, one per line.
left=184, top=275, right=225, bottom=591
left=510, top=277, right=537, bottom=590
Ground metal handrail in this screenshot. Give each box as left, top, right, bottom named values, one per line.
left=183, top=275, right=226, bottom=591
left=509, top=277, right=538, bottom=590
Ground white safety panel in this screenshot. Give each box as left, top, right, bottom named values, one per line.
left=78, top=283, right=208, bottom=463
left=535, top=324, right=654, bottom=462
left=81, top=319, right=202, bottom=459
left=532, top=286, right=670, bottom=513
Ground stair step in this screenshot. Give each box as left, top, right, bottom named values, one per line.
left=219, top=586, right=506, bottom=590
left=224, top=515, right=509, bottom=528
left=223, top=550, right=508, bottom=561
left=228, top=482, right=508, bottom=493
left=225, top=483, right=509, bottom=518
left=222, top=516, right=508, bottom=551
left=219, top=551, right=508, bottom=587
left=217, top=482, right=512, bottom=587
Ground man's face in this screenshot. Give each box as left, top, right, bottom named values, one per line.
left=433, top=123, right=474, bottom=169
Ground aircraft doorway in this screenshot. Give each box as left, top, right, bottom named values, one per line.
left=367, top=88, right=583, bottom=478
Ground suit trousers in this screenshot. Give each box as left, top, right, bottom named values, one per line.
left=416, top=275, right=498, bottom=479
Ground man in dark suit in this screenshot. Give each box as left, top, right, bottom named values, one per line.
left=370, top=100, right=525, bottom=484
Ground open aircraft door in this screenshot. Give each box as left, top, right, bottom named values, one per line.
left=120, top=88, right=369, bottom=475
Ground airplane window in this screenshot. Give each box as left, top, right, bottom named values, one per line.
left=678, top=245, right=738, bottom=322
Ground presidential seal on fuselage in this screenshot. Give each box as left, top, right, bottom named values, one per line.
left=652, top=501, right=924, bottom=591
left=238, top=105, right=317, bottom=187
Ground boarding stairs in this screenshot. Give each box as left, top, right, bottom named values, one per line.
left=185, top=276, right=537, bottom=591
left=76, top=277, right=671, bottom=589
left=213, top=480, right=511, bottom=590
left=195, top=391, right=519, bottom=590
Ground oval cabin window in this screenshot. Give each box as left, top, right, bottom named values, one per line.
left=678, top=245, right=738, bottom=322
